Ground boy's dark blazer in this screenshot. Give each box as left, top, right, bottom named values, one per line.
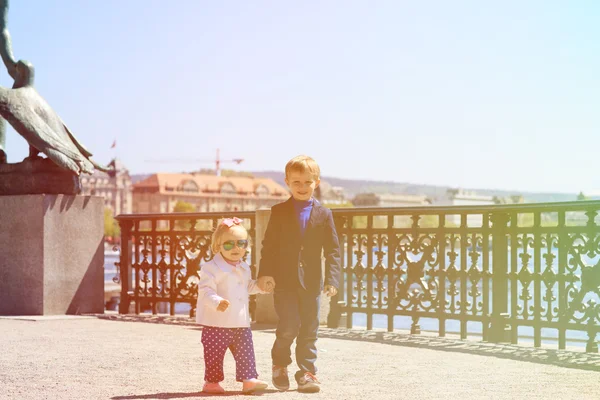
left=257, top=197, right=341, bottom=293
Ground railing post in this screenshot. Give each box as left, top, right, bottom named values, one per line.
left=490, top=212, right=511, bottom=343
left=117, top=219, right=133, bottom=314
left=327, top=215, right=347, bottom=328
left=254, top=208, right=279, bottom=323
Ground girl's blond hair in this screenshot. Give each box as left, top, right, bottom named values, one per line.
left=210, top=218, right=248, bottom=254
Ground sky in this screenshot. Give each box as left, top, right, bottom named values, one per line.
left=3, top=1, right=600, bottom=194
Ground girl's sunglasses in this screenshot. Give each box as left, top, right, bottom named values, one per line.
left=221, top=240, right=249, bottom=251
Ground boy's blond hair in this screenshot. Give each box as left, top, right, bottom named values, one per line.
left=285, top=155, right=321, bottom=180
left=210, top=219, right=248, bottom=254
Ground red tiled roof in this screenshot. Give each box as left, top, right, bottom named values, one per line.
left=133, top=173, right=289, bottom=198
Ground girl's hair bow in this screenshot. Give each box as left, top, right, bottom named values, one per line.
left=222, top=217, right=243, bottom=227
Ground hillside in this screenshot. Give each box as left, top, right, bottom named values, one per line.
left=130, top=171, right=578, bottom=203
left=251, top=171, right=578, bottom=203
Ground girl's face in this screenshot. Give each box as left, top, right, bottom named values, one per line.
left=218, top=225, right=248, bottom=262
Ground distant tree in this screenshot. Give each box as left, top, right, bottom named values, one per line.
left=419, top=214, right=439, bottom=228
left=194, top=168, right=216, bottom=175
left=577, top=191, right=589, bottom=201
left=173, top=200, right=197, bottom=230
left=517, top=213, right=534, bottom=228
left=327, top=202, right=354, bottom=209
left=326, top=202, right=369, bottom=228
left=173, top=200, right=196, bottom=213
left=104, top=207, right=120, bottom=240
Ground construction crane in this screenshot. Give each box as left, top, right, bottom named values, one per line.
left=145, top=149, right=244, bottom=176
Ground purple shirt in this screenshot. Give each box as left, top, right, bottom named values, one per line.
left=292, top=197, right=313, bottom=237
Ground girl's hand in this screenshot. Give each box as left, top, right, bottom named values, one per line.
left=264, top=281, right=275, bottom=293
left=257, top=276, right=275, bottom=293
left=217, top=299, right=230, bottom=312
left=324, top=285, right=337, bottom=297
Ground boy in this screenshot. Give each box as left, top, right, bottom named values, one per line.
left=257, top=155, right=341, bottom=393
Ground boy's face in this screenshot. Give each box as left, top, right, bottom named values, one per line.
left=285, top=170, right=320, bottom=201
left=219, top=226, right=248, bottom=263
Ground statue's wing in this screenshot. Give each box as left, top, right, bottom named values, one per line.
left=2, top=94, right=94, bottom=173
left=59, top=117, right=111, bottom=172
left=59, top=118, right=93, bottom=158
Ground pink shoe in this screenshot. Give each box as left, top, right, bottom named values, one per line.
left=242, top=378, right=268, bottom=393
left=202, top=381, right=225, bottom=394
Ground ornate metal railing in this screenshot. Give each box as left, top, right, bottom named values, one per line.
left=114, top=201, right=600, bottom=353
left=328, top=201, right=600, bottom=352
left=114, top=211, right=256, bottom=318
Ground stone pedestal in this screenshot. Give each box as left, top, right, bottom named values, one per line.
left=0, top=158, right=82, bottom=195
left=254, top=209, right=330, bottom=325
left=0, top=195, right=104, bottom=315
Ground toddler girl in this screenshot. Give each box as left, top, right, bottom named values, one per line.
left=196, top=217, right=272, bottom=394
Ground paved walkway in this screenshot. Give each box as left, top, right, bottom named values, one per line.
left=0, top=314, right=598, bottom=400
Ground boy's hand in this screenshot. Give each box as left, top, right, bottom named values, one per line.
left=257, top=276, right=276, bottom=293
left=324, top=285, right=337, bottom=297
left=217, top=299, right=230, bottom=312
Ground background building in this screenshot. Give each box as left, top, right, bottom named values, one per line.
left=316, top=181, right=347, bottom=205
left=81, top=158, right=132, bottom=215
left=132, top=172, right=289, bottom=214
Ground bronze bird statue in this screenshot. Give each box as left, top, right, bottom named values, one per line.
left=0, top=60, right=109, bottom=175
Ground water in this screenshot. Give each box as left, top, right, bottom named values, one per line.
left=348, top=313, right=590, bottom=348
left=104, top=253, right=119, bottom=283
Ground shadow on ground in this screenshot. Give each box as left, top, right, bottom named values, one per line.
left=111, top=389, right=280, bottom=399
left=316, top=327, right=600, bottom=372
left=94, top=314, right=600, bottom=372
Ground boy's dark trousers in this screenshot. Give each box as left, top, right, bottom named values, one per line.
left=272, top=288, right=321, bottom=377
left=259, top=197, right=341, bottom=377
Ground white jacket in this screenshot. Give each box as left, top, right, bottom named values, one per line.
left=195, top=253, right=265, bottom=328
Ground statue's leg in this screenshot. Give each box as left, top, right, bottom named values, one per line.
left=27, top=144, right=40, bottom=160
left=0, top=118, right=6, bottom=164
left=22, top=144, right=41, bottom=161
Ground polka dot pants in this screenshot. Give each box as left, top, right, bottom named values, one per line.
left=201, top=326, right=258, bottom=383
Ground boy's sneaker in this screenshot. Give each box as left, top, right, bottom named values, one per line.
left=272, top=365, right=290, bottom=391
left=242, top=378, right=268, bottom=394
left=202, top=382, right=225, bottom=394
left=297, top=371, right=320, bottom=393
